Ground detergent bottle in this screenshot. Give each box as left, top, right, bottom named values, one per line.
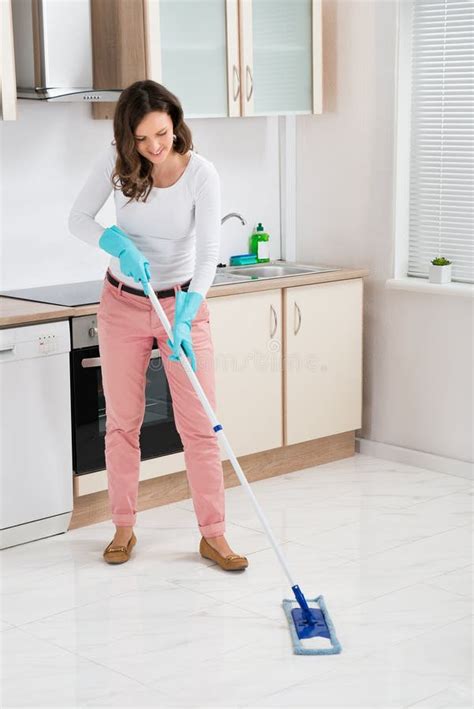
left=249, top=222, right=270, bottom=263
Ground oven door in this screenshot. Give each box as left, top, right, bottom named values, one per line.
left=71, top=340, right=183, bottom=475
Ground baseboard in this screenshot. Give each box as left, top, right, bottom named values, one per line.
left=355, top=436, right=473, bottom=480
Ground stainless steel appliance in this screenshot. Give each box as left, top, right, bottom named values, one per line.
left=70, top=314, right=183, bottom=475
left=11, top=0, right=122, bottom=101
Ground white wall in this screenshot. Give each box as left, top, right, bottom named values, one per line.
left=297, top=0, right=473, bottom=464
left=0, top=103, right=281, bottom=290
left=1, top=0, right=471, bottom=467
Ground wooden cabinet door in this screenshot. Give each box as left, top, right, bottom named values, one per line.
left=284, top=279, right=363, bottom=445
left=208, top=289, right=283, bottom=457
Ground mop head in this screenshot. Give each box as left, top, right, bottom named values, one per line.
left=282, top=594, right=342, bottom=655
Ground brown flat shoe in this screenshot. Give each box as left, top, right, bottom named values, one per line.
left=103, top=531, right=137, bottom=564
left=199, top=537, right=248, bottom=571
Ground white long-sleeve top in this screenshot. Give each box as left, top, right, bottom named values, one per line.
left=68, top=142, right=221, bottom=298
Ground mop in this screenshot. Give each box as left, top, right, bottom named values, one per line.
left=143, top=280, right=342, bottom=656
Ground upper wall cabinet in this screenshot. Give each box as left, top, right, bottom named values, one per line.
left=2, top=0, right=322, bottom=121
left=239, top=0, right=321, bottom=116
left=144, top=0, right=322, bottom=118
left=146, top=0, right=229, bottom=118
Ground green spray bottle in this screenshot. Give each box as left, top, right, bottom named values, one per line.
left=249, top=222, right=270, bottom=263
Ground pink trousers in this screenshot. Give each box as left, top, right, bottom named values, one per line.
left=97, top=270, right=225, bottom=538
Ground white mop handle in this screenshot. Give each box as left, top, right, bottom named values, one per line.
left=147, top=286, right=297, bottom=588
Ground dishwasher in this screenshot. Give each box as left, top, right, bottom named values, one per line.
left=0, top=320, right=73, bottom=549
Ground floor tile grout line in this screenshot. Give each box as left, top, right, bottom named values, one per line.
left=7, top=576, right=209, bottom=631
left=393, top=485, right=473, bottom=510
left=5, top=523, right=470, bottom=630
left=311, top=521, right=473, bottom=567
left=427, top=561, right=473, bottom=580
left=6, top=537, right=329, bottom=630
left=171, top=476, right=470, bottom=502
left=226, top=518, right=371, bottom=543
left=221, top=575, right=467, bottom=621
left=260, top=523, right=471, bottom=570
left=379, top=611, right=474, bottom=657
left=7, top=623, right=171, bottom=695
left=422, top=580, right=473, bottom=601
left=138, top=637, right=280, bottom=692
left=167, top=578, right=295, bottom=613
left=4, top=464, right=470, bottom=706
left=251, top=611, right=474, bottom=704
left=52, top=543, right=474, bottom=625
left=14, top=592, right=287, bottom=692
left=330, top=495, right=472, bottom=516
left=244, top=653, right=362, bottom=708
left=181, top=487, right=472, bottom=530
left=12, top=603, right=279, bottom=699
left=405, top=688, right=451, bottom=709
left=309, top=574, right=473, bottom=616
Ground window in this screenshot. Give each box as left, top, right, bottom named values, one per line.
left=404, top=0, right=473, bottom=284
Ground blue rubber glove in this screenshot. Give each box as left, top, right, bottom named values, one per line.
left=99, top=225, right=151, bottom=294
left=167, top=290, right=204, bottom=372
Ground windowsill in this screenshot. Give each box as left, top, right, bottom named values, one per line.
left=385, top=277, right=473, bottom=298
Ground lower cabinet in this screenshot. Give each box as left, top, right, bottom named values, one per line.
left=75, top=278, right=364, bottom=498
left=283, top=278, right=363, bottom=445
left=207, top=289, right=283, bottom=457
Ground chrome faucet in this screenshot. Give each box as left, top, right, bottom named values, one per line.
left=221, top=212, right=247, bottom=226
left=218, top=213, right=248, bottom=268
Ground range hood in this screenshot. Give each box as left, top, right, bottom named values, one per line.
left=12, top=0, right=122, bottom=102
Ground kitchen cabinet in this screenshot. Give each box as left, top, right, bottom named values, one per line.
left=91, top=0, right=147, bottom=120
left=144, top=0, right=322, bottom=117
left=0, top=0, right=17, bottom=120
left=239, top=0, right=322, bottom=115
left=2, top=0, right=322, bottom=120
left=145, top=0, right=229, bottom=117
left=67, top=271, right=366, bottom=500
left=207, top=288, right=283, bottom=457
left=283, top=278, right=363, bottom=445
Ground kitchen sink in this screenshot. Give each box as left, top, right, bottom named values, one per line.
left=224, top=261, right=341, bottom=280
left=212, top=271, right=256, bottom=286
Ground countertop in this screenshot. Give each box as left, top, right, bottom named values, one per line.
left=0, top=266, right=369, bottom=328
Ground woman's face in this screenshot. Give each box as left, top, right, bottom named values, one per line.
left=133, top=111, right=175, bottom=164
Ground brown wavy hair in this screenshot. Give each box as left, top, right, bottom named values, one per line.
left=110, top=80, right=194, bottom=205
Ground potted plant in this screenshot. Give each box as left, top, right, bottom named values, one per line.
left=429, top=256, right=452, bottom=284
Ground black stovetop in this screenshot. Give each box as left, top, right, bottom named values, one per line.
left=0, top=279, right=104, bottom=306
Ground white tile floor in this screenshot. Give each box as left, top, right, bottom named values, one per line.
left=1, top=453, right=472, bottom=708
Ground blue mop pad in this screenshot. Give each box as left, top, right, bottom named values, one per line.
left=282, top=593, right=342, bottom=655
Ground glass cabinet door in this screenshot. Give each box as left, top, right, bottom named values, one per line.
left=157, top=0, right=229, bottom=117
left=240, top=0, right=315, bottom=116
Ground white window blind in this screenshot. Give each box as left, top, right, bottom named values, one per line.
left=407, top=0, right=474, bottom=284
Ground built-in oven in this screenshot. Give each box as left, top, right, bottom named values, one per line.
left=70, top=314, right=183, bottom=475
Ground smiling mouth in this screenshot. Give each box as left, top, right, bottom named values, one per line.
left=150, top=148, right=164, bottom=156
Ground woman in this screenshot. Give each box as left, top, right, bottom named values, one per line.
left=68, top=80, right=248, bottom=571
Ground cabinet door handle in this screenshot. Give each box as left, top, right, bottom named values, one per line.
left=270, top=304, right=277, bottom=338
left=232, top=64, right=240, bottom=101
left=246, top=64, right=253, bottom=101
left=294, top=302, right=301, bottom=335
